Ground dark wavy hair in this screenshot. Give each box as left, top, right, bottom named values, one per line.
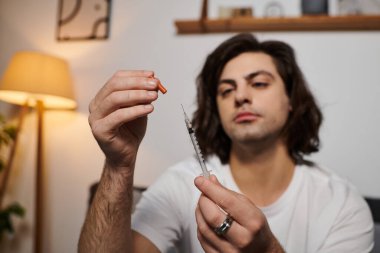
left=192, top=33, right=323, bottom=164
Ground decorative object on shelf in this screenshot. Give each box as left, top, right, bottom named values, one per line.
left=337, top=0, right=380, bottom=15
left=337, top=0, right=360, bottom=14
left=264, top=2, right=285, bottom=18
left=231, top=7, right=253, bottom=18
left=301, top=0, right=328, bottom=15
left=174, top=0, right=380, bottom=34
left=211, top=0, right=298, bottom=18
left=358, top=0, right=380, bottom=15
left=57, top=0, right=112, bottom=41
left=209, top=0, right=253, bottom=19
left=0, top=51, right=76, bottom=253
left=219, top=6, right=253, bottom=18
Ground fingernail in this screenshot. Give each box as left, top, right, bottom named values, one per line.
left=211, top=175, right=218, bottom=181
left=194, top=176, right=205, bottom=187
left=144, top=104, right=153, bottom=110
left=147, top=71, right=154, bottom=77
left=148, top=91, right=157, bottom=97
left=147, top=79, right=157, bottom=88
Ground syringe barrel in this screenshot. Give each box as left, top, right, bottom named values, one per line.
left=189, top=132, right=209, bottom=178
left=182, top=107, right=210, bottom=178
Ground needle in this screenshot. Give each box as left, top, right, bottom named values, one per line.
left=181, top=105, right=210, bottom=178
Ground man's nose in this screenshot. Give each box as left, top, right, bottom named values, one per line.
left=235, top=84, right=251, bottom=106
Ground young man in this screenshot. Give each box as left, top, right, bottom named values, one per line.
left=79, top=33, right=374, bottom=253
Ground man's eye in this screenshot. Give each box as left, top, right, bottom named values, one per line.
left=252, top=82, right=268, bottom=88
left=220, top=88, right=233, bottom=97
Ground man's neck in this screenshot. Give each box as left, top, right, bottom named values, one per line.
left=229, top=140, right=295, bottom=207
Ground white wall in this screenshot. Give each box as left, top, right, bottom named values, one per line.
left=0, top=0, right=379, bottom=252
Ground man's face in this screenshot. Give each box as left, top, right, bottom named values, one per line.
left=216, top=52, right=291, bottom=145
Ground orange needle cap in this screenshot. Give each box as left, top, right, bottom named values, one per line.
left=158, top=82, right=167, bottom=94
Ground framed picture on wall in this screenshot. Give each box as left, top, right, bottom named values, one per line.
left=56, top=0, right=112, bottom=41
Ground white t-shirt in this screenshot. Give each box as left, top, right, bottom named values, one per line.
left=132, top=156, right=374, bottom=253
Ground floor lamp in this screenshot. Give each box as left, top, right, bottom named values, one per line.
left=0, top=51, right=77, bottom=253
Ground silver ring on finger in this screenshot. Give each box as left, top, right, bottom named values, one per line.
left=214, top=214, right=233, bottom=236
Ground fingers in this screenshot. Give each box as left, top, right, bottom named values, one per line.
left=197, top=194, right=252, bottom=249
left=89, top=70, right=162, bottom=123
left=97, top=70, right=155, bottom=100
left=90, top=89, right=158, bottom=122
left=195, top=204, right=236, bottom=253
left=194, top=175, right=261, bottom=225
left=195, top=176, right=276, bottom=251
left=89, top=70, right=157, bottom=110
left=91, top=104, right=153, bottom=140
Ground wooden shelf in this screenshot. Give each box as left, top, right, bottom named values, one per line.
left=175, top=15, right=380, bottom=34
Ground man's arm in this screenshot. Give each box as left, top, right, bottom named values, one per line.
left=78, top=165, right=134, bottom=252
left=78, top=70, right=162, bottom=253
left=78, top=164, right=160, bottom=253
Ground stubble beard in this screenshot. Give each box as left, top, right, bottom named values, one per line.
left=227, top=122, right=284, bottom=149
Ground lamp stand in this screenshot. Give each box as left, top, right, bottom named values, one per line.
left=34, top=100, right=45, bottom=253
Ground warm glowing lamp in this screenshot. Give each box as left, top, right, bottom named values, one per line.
left=0, top=51, right=76, bottom=253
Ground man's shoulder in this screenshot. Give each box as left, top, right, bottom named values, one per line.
left=300, top=162, right=352, bottom=188
left=297, top=163, right=374, bottom=252
left=299, top=162, right=367, bottom=210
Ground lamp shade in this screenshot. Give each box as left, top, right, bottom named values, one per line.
left=0, top=51, right=76, bottom=109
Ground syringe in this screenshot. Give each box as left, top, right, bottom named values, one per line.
left=181, top=105, right=211, bottom=179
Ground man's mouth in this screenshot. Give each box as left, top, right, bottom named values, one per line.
left=234, top=112, right=259, bottom=123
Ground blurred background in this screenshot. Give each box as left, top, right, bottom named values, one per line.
left=0, top=0, right=379, bottom=252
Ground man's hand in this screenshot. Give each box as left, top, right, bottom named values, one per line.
left=194, top=175, right=285, bottom=253
left=88, top=70, right=159, bottom=170
left=79, top=70, right=161, bottom=253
